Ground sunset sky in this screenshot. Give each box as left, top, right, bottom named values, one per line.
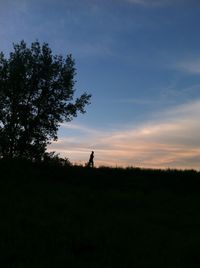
left=1, top=0, right=200, bottom=169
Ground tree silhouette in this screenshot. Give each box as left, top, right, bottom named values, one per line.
left=0, top=40, right=91, bottom=160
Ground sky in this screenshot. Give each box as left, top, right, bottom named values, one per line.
left=1, top=0, right=200, bottom=169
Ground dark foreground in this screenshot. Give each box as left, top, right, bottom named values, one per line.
left=1, top=160, right=200, bottom=267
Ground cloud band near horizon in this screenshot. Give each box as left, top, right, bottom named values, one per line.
left=48, top=100, right=200, bottom=170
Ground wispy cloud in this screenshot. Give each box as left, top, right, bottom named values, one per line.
left=127, top=0, right=166, bottom=6
left=176, top=58, right=200, bottom=74
left=126, top=0, right=182, bottom=7
left=49, top=100, right=200, bottom=169
left=60, top=123, right=100, bottom=135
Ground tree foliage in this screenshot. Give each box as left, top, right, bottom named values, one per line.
left=0, top=40, right=91, bottom=160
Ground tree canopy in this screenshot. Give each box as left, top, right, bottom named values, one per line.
left=0, top=40, right=91, bottom=160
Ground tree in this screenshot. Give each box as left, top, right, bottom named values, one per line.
left=0, top=40, right=91, bottom=160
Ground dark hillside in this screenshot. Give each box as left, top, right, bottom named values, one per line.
left=0, top=160, right=200, bottom=267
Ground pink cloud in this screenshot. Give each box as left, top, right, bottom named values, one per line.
left=49, top=100, right=200, bottom=169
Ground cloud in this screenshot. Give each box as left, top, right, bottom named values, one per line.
left=127, top=0, right=165, bottom=6
left=60, top=123, right=99, bottom=135
left=176, top=58, right=200, bottom=74
left=125, top=0, right=181, bottom=7
left=49, top=100, right=200, bottom=169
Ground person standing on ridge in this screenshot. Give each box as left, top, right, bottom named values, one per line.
left=88, top=151, right=94, bottom=167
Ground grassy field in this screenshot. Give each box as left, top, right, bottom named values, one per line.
left=1, top=160, right=200, bottom=267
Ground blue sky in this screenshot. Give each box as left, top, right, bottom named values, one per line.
left=1, top=0, right=200, bottom=168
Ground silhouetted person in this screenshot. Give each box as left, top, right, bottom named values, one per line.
left=88, top=151, right=94, bottom=167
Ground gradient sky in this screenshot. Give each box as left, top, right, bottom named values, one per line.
left=1, top=0, right=200, bottom=169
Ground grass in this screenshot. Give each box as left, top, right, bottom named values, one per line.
left=0, top=160, right=200, bottom=267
